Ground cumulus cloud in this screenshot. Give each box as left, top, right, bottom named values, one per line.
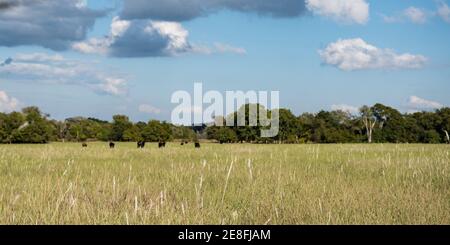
left=0, top=90, right=20, bottom=113
left=0, top=0, right=106, bottom=50
left=139, top=104, right=162, bottom=114
left=408, top=96, right=443, bottom=111
left=73, top=17, right=246, bottom=57
left=331, top=104, right=359, bottom=114
left=306, top=0, right=369, bottom=24
left=0, top=53, right=128, bottom=96
left=319, top=38, right=427, bottom=71
left=120, top=0, right=307, bottom=21
left=438, top=1, right=450, bottom=23
left=73, top=17, right=190, bottom=57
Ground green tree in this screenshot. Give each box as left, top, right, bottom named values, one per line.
left=9, top=107, right=53, bottom=143
left=110, top=115, right=133, bottom=141
left=142, top=120, right=172, bottom=142
left=123, top=125, right=142, bottom=142
left=422, top=130, right=441, bottom=144
left=276, top=109, right=300, bottom=143
left=216, top=127, right=238, bottom=143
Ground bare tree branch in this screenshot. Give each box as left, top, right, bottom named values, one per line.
left=444, top=130, right=450, bottom=144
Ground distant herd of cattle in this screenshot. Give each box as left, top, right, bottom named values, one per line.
left=82, top=141, right=200, bottom=149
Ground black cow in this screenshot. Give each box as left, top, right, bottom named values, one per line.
left=195, top=142, right=201, bottom=148
left=82, top=143, right=88, bottom=147
left=137, top=141, right=146, bottom=148
left=109, top=142, right=115, bottom=149
left=180, top=142, right=184, bottom=146
left=158, top=142, right=166, bottom=148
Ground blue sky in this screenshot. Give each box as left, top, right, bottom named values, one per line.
left=0, top=0, right=449, bottom=122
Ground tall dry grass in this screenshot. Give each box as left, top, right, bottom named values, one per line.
left=0, top=143, right=448, bottom=224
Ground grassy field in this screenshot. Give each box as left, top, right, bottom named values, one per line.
left=0, top=143, right=449, bottom=225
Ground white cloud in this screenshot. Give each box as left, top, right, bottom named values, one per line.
left=212, top=43, right=247, bottom=55
left=111, top=17, right=132, bottom=37
left=72, top=38, right=111, bottom=56
left=192, top=42, right=247, bottom=55
left=0, top=53, right=128, bottom=96
left=331, top=104, right=359, bottom=114
left=381, top=14, right=398, bottom=24
left=438, top=1, right=450, bottom=23
left=383, top=2, right=450, bottom=25
left=0, top=90, right=20, bottom=113
left=73, top=17, right=191, bottom=57
left=408, top=96, right=443, bottom=111
left=139, top=104, right=161, bottom=114
left=151, top=21, right=190, bottom=55
left=306, top=0, right=369, bottom=24
left=14, top=53, right=65, bottom=63
left=404, top=7, right=427, bottom=24
left=319, top=38, right=427, bottom=71
left=94, top=77, right=128, bottom=96
left=74, top=17, right=246, bottom=57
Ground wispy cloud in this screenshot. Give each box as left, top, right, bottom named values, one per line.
left=192, top=43, right=247, bottom=55
left=138, top=104, right=162, bottom=114
left=382, top=7, right=428, bottom=24
left=0, top=90, right=20, bottom=113
left=408, top=96, right=443, bottom=111
left=438, top=1, right=450, bottom=23
left=404, top=7, right=428, bottom=24
left=0, top=53, right=128, bottom=96
left=331, top=104, right=359, bottom=114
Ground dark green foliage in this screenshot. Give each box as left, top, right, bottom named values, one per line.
left=1, top=103, right=450, bottom=144
left=110, top=115, right=133, bottom=141
left=142, top=120, right=173, bottom=142
left=422, top=130, right=441, bottom=144
left=207, top=126, right=237, bottom=143
left=2, top=107, right=53, bottom=143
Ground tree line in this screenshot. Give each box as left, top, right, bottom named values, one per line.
left=0, top=107, right=195, bottom=144
left=0, top=104, right=449, bottom=144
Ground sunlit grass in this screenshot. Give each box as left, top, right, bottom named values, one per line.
left=0, top=143, right=449, bottom=224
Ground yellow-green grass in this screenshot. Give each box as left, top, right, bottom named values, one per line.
left=0, top=143, right=449, bottom=224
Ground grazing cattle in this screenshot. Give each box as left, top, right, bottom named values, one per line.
left=137, top=141, right=146, bottom=149
left=158, top=142, right=166, bottom=148
left=82, top=143, right=88, bottom=147
left=109, top=142, right=115, bottom=149
left=195, top=142, right=201, bottom=148
left=180, top=142, right=184, bottom=146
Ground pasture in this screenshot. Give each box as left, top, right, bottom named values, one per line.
left=0, top=143, right=449, bottom=224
